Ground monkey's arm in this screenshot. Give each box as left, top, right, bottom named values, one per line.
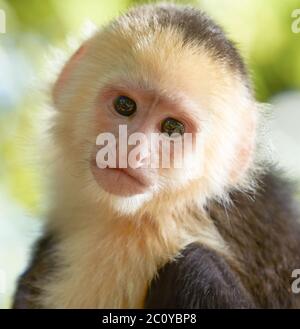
left=145, top=243, right=255, bottom=309
left=12, top=234, right=55, bottom=309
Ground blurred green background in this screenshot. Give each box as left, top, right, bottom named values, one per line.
left=0, top=0, right=300, bottom=308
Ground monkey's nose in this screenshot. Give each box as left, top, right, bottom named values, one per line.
left=116, top=142, right=150, bottom=169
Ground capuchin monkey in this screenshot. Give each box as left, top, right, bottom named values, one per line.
left=13, top=3, right=300, bottom=309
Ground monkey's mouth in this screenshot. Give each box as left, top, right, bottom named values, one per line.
left=90, top=161, right=152, bottom=197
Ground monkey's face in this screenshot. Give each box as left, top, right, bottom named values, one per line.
left=89, top=82, right=202, bottom=198
left=52, top=25, right=257, bottom=214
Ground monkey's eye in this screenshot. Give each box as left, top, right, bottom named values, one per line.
left=113, top=96, right=136, bottom=117
left=161, top=118, right=185, bottom=136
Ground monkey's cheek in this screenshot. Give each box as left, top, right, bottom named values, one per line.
left=91, top=167, right=151, bottom=197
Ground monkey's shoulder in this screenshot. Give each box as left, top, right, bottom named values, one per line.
left=12, top=234, right=57, bottom=309
left=209, top=168, right=300, bottom=308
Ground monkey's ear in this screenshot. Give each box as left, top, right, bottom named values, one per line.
left=52, top=43, right=88, bottom=107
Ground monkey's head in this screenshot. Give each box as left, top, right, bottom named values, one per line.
left=50, top=3, right=258, bottom=216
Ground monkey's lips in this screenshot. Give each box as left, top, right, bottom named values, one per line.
left=91, top=162, right=152, bottom=197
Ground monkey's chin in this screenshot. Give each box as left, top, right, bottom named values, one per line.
left=102, top=191, right=153, bottom=216
left=91, top=165, right=152, bottom=197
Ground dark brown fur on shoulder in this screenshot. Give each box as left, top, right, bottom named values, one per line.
left=208, top=168, right=300, bottom=308
left=12, top=234, right=57, bottom=309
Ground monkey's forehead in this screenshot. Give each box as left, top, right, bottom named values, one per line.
left=82, top=29, right=247, bottom=111
left=107, top=3, right=247, bottom=79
